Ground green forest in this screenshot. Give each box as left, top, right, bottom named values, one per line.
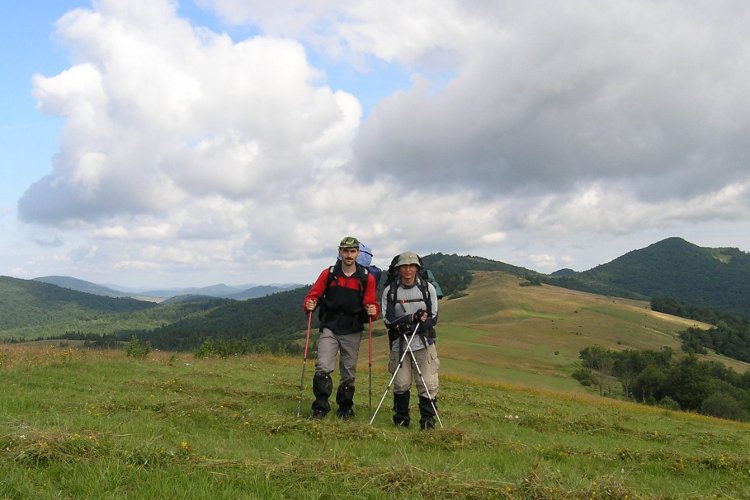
left=650, top=297, right=750, bottom=364
left=576, top=346, right=750, bottom=422
left=548, top=237, right=750, bottom=315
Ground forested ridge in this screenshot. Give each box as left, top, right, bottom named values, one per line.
left=49, top=287, right=314, bottom=354
left=422, top=252, right=537, bottom=294
left=546, top=237, right=750, bottom=315
left=0, top=276, right=156, bottom=330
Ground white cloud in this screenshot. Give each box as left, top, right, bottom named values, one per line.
left=20, top=0, right=360, bottom=225
left=12, top=0, right=750, bottom=286
left=353, top=2, right=750, bottom=202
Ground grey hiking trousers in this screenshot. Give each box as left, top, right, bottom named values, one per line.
left=315, top=328, right=361, bottom=385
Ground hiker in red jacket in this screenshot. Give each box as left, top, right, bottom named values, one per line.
left=303, top=236, right=380, bottom=419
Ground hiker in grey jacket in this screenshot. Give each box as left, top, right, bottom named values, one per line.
left=381, top=251, right=440, bottom=429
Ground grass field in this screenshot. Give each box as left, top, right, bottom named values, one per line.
left=3, top=271, right=750, bottom=498
left=1, top=344, right=749, bottom=498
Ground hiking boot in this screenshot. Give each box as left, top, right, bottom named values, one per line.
left=392, top=390, right=410, bottom=427
left=420, top=418, right=435, bottom=430
left=312, top=373, right=333, bottom=416
left=336, top=408, right=355, bottom=420
left=335, top=383, right=355, bottom=411
left=310, top=410, right=327, bottom=420
left=418, top=396, right=437, bottom=430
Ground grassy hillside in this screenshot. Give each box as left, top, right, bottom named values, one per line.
left=424, top=272, right=747, bottom=391
left=3, top=271, right=750, bottom=497
left=1, top=344, right=749, bottom=498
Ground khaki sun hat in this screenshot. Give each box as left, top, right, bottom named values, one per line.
left=396, top=251, right=421, bottom=267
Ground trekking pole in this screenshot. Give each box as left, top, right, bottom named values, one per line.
left=296, top=311, right=314, bottom=418
left=369, top=322, right=421, bottom=425
left=368, top=317, right=373, bottom=420
left=403, top=341, right=444, bottom=428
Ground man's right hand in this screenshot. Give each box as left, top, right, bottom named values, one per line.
left=305, top=299, right=317, bottom=311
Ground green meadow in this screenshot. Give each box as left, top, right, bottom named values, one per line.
left=2, top=271, right=749, bottom=498
left=1, top=345, right=749, bottom=499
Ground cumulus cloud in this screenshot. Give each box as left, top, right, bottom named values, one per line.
left=14, top=0, right=750, bottom=285
left=20, top=0, right=360, bottom=225
left=352, top=2, right=750, bottom=201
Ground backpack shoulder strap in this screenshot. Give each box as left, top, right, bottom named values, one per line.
left=417, top=276, right=432, bottom=312
left=326, top=265, right=337, bottom=288
left=386, top=278, right=399, bottom=305
left=356, top=265, right=369, bottom=292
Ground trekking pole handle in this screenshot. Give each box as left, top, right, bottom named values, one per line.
left=412, top=309, right=426, bottom=323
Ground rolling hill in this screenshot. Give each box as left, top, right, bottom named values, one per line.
left=5, top=256, right=750, bottom=422
left=104, top=270, right=747, bottom=384
left=433, top=271, right=746, bottom=385
left=0, top=276, right=156, bottom=332
left=4, top=236, right=750, bottom=371
left=547, top=237, right=750, bottom=315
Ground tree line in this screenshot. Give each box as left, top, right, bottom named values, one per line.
left=651, top=296, right=750, bottom=363
left=575, top=346, right=750, bottom=422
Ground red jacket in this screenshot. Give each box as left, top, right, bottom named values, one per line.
left=304, top=262, right=380, bottom=335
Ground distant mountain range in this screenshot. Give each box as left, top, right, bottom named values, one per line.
left=32, top=276, right=302, bottom=301
left=32, top=276, right=128, bottom=298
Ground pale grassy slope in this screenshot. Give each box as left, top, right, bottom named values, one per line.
left=361, top=271, right=747, bottom=394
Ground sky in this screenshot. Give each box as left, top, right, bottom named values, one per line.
left=2, top=0, right=750, bottom=289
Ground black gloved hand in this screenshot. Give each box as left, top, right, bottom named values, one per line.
left=412, top=309, right=425, bottom=323
left=396, top=318, right=411, bottom=335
